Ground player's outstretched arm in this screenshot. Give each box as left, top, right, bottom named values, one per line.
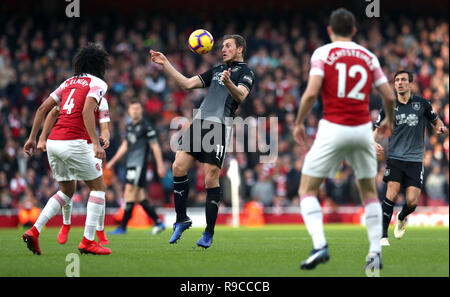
left=105, top=139, right=128, bottom=170
left=99, top=122, right=110, bottom=149
left=432, top=118, right=449, bottom=135
left=24, top=96, right=58, bottom=156
left=37, top=107, right=59, bottom=152
left=375, top=82, right=396, bottom=137
left=373, top=128, right=385, bottom=157
left=149, top=141, right=166, bottom=178
left=293, top=75, right=323, bottom=145
left=83, top=97, right=105, bottom=162
left=149, top=49, right=203, bottom=90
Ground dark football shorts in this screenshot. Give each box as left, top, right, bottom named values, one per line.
left=177, top=119, right=232, bottom=169
left=383, top=158, right=424, bottom=189
left=125, top=165, right=147, bottom=188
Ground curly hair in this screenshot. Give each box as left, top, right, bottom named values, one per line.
left=72, top=42, right=110, bottom=80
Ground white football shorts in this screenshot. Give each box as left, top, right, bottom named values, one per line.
left=47, top=139, right=103, bottom=182
left=302, top=119, right=377, bottom=180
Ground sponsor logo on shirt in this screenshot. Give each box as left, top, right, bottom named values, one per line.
left=243, top=75, right=253, bottom=85
left=395, top=113, right=419, bottom=126
left=213, top=71, right=225, bottom=86
left=406, top=114, right=419, bottom=126
left=128, top=133, right=137, bottom=144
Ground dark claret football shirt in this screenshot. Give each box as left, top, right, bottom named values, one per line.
left=125, top=118, right=157, bottom=168
left=195, top=61, right=254, bottom=126
left=375, top=94, right=438, bottom=163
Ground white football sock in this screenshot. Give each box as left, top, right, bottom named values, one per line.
left=300, top=196, right=327, bottom=250
left=96, top=200, right=105, bottom=232
left=364, top=198, right=382, bottom=254
left=34, top=191, right=71, bottom=233
left=62, top=199, right=73, bottom=225
left=84, top=191, right=105, bottom=241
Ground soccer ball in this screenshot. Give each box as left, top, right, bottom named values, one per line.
left=188, top=29, right=214, bottom=54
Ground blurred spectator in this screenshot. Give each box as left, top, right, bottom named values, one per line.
left=425, top=165, right=448, bottom=205
left=18, top=197, right=41, bottom=227
left=0, top=191, right=12, bottom=209
left=251, top=168, right=275, bottom=207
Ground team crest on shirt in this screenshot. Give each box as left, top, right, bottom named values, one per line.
left=96, top=163, right=101, bottom=171
left=231, top=67, right=240, bottom=72
left=384, top=169, right=390, bottom=177
left=412, top=102, right=421, bottom=111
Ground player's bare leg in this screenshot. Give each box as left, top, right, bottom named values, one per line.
left=79, top=176, right=110, bottom=255
left=170, top=151, right=195, bottom=244
left=197, top=163, right=221, bottom=249
left=23, top=180, right=75, bottom=254
left=381, top=181, right=401, bottom=245
left=394, top=186, right=420, bottom=239
left=357, top=178, right=383, bottom=271
left=298, top=174, right=330, bottom=270
left=57, top=181, right=77, bottom=244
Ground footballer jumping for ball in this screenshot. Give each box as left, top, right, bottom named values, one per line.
left=150, top=34, right=254, bottom=248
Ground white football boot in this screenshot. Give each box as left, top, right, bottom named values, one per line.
left=394, top=212, right=406, bottom=239
left=380, top=237, right=390, bottom=246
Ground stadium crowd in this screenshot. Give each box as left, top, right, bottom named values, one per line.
left=0, top=12, right=448, bottom=215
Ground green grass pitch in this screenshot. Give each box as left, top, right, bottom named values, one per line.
left=0, top=225, right=448, bottom=277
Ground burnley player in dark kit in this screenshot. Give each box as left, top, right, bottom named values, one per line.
left=106, top=99, right=167, bottom=236
left=374, top=70, right=448, bottom=246
left=150, top=34, right=255, bottom=248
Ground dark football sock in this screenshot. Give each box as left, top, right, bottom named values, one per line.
left=173, top=175, right=189, bottom=222
left=120, top=202, right=135, bottom=230
left=398, top=204, right=416, bottom=221
left=140, top=199, right=161, bottom=224
left=382, top=197, right=394, bottom=238
left=205, top=187, right=222, bottom=236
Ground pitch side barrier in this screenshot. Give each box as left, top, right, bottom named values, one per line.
left=0, top=206, right=448, bottom=227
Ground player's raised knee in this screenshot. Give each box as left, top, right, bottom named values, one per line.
left=172, top=160, right=188, bottom=177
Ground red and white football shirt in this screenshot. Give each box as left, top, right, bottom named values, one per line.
left=48, top=74, right=108, bottom=143
left=96, top=97, right=110, bottom=125
left=309, top=41, right=387, bottom=126
left=54, top=96, right=110, bottom=126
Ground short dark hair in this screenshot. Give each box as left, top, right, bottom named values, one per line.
left=394, top=70, right=413, bottom=82
left=73, top=42, right=110, bottom=80
left=223, top=34, right=246, bottom=56
left=329, top=8, right=356, bottom=37
left=128, top=98, right=142, bottom=106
